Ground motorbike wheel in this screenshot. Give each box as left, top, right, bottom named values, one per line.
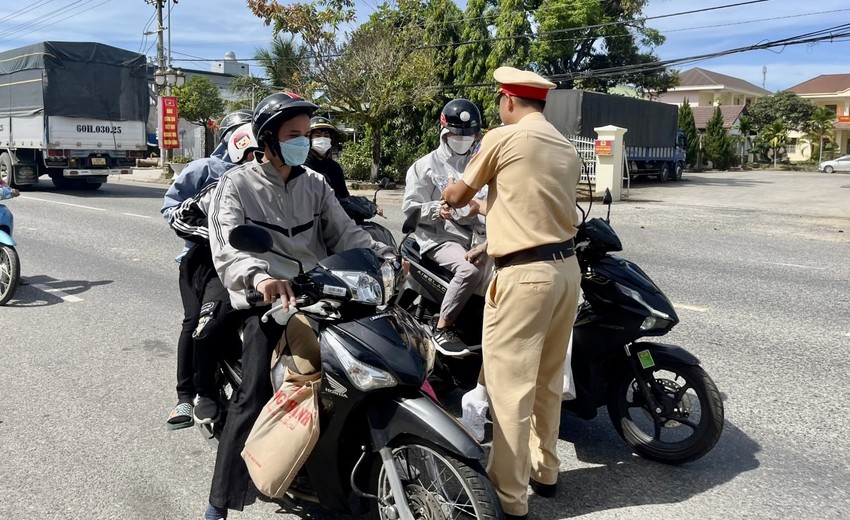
left=369, top=442, right=503, bottom=520
left=607, top=362, right=724, bottom=464
left=0, top=244, right=21, bottom=306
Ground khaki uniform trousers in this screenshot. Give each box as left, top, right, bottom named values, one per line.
left=483, top=256, right=581, bottom=516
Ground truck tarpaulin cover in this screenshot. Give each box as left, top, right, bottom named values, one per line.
left=544, top=90, right=677, bottom=148
left=0, top=41, right=148, bottom=122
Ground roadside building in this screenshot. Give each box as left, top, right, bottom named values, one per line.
left=787, top=74, right=850, bottom=160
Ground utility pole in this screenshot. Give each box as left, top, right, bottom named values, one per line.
left=762, top=66, right=767, bottom=90
left=155, top=0, right=166, bottom=168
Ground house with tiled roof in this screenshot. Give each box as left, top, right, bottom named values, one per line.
left=787, top=74, right=850, bottom=158
left=655, top=67, right=772, bottom=107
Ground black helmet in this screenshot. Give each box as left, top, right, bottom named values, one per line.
left=252, top=93, right=318, bottom=140
left=440, top=99, right=482, bottom=136
left=217, top=109, right=253, bottom=143
left=310, top=116, right=337, bottom=134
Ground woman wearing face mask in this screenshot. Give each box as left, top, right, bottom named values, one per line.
left=203, top=93, right=390, bottom=520
left=304, top=116, right=350, bottom=199
left=402, top=99, right=490, bottom=357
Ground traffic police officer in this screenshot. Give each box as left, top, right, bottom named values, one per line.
left=442, top=66, right=582, bottom=520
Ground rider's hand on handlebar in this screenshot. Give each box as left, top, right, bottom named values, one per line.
left=376, top=205, right=384, bottom=217
left=12, top=189, right=20, bottom=198
left=257, top=278, right=297, bottom=310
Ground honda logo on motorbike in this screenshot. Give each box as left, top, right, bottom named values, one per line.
left=324, top=374, right=348, bottom=398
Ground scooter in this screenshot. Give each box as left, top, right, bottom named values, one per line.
left=339, top=177, right=397, bottom=250
left=398, top=191, right=724, bottom=464
left=0, top=185, right=21, bottom=305
left=199, top=224, right=504, bottom=519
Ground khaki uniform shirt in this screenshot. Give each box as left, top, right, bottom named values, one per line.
left=461, top=112, right=581, bottom=258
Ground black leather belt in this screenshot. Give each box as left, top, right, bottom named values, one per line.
left=494, top=239, right=575, bottom=269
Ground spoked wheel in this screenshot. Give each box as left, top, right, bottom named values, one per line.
left=370, top=442, right=503, bottom=520
left=607, top=361, right=724, bottom=464
left=0, top=244, right=21, bottom=305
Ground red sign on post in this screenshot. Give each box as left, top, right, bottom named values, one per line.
left=595, top=139, right=612, bottom=156
left=159, top=96, right=180, bottom=149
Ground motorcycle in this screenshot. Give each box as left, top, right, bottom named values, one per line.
left=199, top=224, right=504, bottom=519
left=339, top=177, right=397, bottom=251
left=0, top=186, right=21, bottom=305
left=399, top=190, right=724, bottom=464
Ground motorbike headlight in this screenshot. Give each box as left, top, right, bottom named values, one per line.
left=640, top=316, right=671, bottom=331
left=380, top=260, right=395, bottom=304
left=332, top=270, right=383, bottom=305
left=328, top=334, right=397, bottom=391
left=615, top=282, right=671, bottom=320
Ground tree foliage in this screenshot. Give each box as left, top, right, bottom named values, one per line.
left=172, top=75, right=225, bottom=127
left=758, top=120, right=789, bottom=166
left=803, top=106, right=836, bottom=162
left=735, top=114, right=755, bottom=165
left=748, top=91, right=817, bottom=131
left=678, top=99, right=699, bottom=168
left=703, top=106, right=734, bottom=170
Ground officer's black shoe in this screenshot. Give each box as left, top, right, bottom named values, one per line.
left=432, top=326, right=471, bottom=356
left=505, top=514, right=528, bottom=520
left=529, top=478, right=557, bottom=498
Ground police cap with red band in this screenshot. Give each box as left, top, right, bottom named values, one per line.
left=494, top=66, right=556, bottom=101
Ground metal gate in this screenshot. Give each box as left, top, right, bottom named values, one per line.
left=566, top=134, right=597, bottom=183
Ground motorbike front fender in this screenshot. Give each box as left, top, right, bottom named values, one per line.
left=629, top=341, right=701, bottom=367
left=368, top=395, right=484, bottom=461
left=0, top=230, right=15, bottom=247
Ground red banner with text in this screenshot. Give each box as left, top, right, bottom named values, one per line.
left=159, top=96, right=180, bottom=149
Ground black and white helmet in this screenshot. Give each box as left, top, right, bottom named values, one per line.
left=440, top=99, right=482, bottom=136
left=217, top=109, right=253, bottom=143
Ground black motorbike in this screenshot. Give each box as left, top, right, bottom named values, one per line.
left=200, top=225, right=504, bottom=519
left=339, top=178, right=397, bottom=251
left=397, top=191, right=724, bottom=464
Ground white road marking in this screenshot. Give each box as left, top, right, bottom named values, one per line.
left=123, top=213, right=152, bottom=219
left=762, top=261, right=827, bottom=270
left=673, top=303, right=709, bottom=312
left=20, top=196, right=105, bottom=212
left=29, top=283, right=83, bottom=303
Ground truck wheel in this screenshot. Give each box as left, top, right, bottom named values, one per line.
left=51, top=174, right=74, bottom=190
left=0, top=153, right=14, bottom=187
left=658, top=163, right=670, bottom=182
left=674, top=163, right=684, bottom=181
left=79, top=182, right=103, bottom=191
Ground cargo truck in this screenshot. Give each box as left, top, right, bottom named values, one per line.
left=0, top=41, right=149, bottom=190
left=544, top=89, right=687, bottom=182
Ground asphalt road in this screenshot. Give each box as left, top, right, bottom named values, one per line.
left=0, top=170, right=847, bottom=519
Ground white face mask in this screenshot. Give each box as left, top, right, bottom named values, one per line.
left=447, top=135, right=475, bottom=155
left=311, top=136, right=332, bottom=156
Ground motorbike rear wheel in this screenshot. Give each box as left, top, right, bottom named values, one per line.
left=369, top=441, right=503, bottom=520
left=607, top=361, right=724, bottom=464
left=0, top=244, right=21, bottom=305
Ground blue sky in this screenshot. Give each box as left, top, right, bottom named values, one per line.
left=1, top=0, right=848, bottom=92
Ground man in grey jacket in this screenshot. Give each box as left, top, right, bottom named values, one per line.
left=203, top=93, right=388, bottom=520
left=402, top=99, right=487, bottom=355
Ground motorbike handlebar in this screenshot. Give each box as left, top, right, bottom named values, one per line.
left=246, top=289, right=266, bottom=306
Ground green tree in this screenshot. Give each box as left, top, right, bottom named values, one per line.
left=453, top=0, right=493, bottom=114
left=748, top=91, right=817, bottom=131
left=760, top=120, right=789, bottom=167
left=802, top=106, right=836, bottom=164
left=171, top=75, right=226, bottom=156
left=255, top=33, right=308, bottom=91
left=735, top=114, right=754, bottom=166
left=531, top=0, right=676, bottom=94
left=488, top=0, right=532, bottom=71
left=703, top=106, right=734, bottom=170
left=678, top=99, right=699, bottom=169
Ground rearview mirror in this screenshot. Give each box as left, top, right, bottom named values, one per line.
left=602, top=188, right=613, bottom=206
left=402, top=211, right=420, bottom=234
left=229, top=225, right=273, bottom=254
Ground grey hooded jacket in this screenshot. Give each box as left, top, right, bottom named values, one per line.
left=402, top=130, right=486, bottom=254
left=210, top=160, right=386, bottom=309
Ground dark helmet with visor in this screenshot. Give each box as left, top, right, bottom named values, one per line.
left=309, top=116, right=337, bottom=134
left=440, top=99, right=482, bottom=136
left=217, top=109, right=253, bottom=143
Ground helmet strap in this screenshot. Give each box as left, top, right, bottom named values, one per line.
left=260, top=132, right=279, bottom=160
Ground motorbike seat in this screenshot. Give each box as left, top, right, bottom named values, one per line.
left=401, top=237, right=454, bottom=285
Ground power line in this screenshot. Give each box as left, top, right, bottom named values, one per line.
left=0, top=0, right=57, bottom=25
left=0, top=0, right=98, bottom=42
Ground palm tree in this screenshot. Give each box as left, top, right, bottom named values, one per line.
left=255, top=34, right=309, bottom=92
left=736, top=115, right=755, bottom=167
left=803, top=107, right=836, bottom=164
left=760, top=121, right=789, bottom=168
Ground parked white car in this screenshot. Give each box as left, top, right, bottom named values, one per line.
left=818, top=155, right=850, bottom=173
